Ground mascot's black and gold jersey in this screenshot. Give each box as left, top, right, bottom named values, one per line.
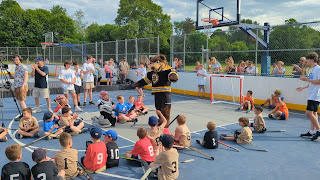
left=139, top=67, right=178, bottom=94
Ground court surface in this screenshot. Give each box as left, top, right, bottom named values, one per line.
left=0, top=89, right=319, bottom=180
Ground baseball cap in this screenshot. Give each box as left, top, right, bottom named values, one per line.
left=32, top=148, right=47, bottom=163
left=148, top=116, right=158, bottom=126
left=274, top=90, right=281, bottom=95
left=102, top=130, right=118, bottom=140
left=159, top=134, right=174, bottom=149
left=43, top=111, right=53, bottom=120
left=90, top=127, right=102, bottom=139
left=35, top=57, right=44, bottom=62
left=56, top=95, right=66, bottom=101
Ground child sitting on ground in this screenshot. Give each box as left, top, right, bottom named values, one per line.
left=54, top=132, right=80, bottom=179
left=220, top=117, right=253, bottom=144
left=59, top=106, right=88, bottom=136
left=82, top=127, right=107, bottom=173
left=196, top=121, right=218, bottom=149
left=249, top=106, right=267, bottom=133
left=115, top=95, right=137, bottom=123
left=236, top=90, right=254, bottom=113
left=54, top=95, right=70, bottom=119
left=174, top=115, right=191, bottom=147
left=261, top=90, right=283, bottom=110
left=148, top=110, right=167, bottom=153
left=150, top=134, right=179, bottom=180
left=43, top=111, right=64, bottom=140
left=17, top=108, right=40, bottom=139
left=134, top=95, right=148, bottom=116
left=1, top=144, right=31, bottom=180
left=268, top=96, right=289, bottom=120
left=125, top=127, right=155, bottom=164
left=0, top=126, right=8, bottom=142
left=92, top=91, right=116, bottom=127
left=31, top=148, right=65, bottom=179
left=126, top=96, right=135, bottom=109
left=103, top=130, right=120, bottom=168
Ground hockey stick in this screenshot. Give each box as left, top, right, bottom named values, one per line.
left=243, top=139, right=268, bottom=152
left=173, top=145, right=214, bottom=160
left=120, top=156, right=150, bottom=179
left=167, top=115, right=180, bottom=127
left=22, top=126, right=66, bottom=148
left=266, top=130, right=285, bottom=132
left=77, top=162, right=94, bottom=180
left=140, top=159, right=194, bottom=180
left=53, top=99, right=63, bottom=108
left=218, top=141, right=240, bottom=152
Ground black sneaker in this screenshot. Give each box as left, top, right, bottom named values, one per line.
left=300, top=132, right=314, bottom=137
left=268, top=114, right=273, bottom=119
left=311, top=131, right=320, bottom=141
left=89, top=101, right=95, bottom=105
left=196, top=140, right=200, bottom=144
left=83, top=102, right=87, bottom=107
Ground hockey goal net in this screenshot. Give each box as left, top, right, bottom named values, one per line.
left=210, top=74, right=244, bottom=105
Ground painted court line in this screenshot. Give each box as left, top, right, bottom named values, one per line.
left=97, top=172, right=140, bottom=180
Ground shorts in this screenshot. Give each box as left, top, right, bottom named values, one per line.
left=198, top=85, right=205, bottom=89
left=63, top=88, right=76, bottom=95
left=74, top=85, right=81, bottom=95
left=84, top=82, right=94, bottom=89
left=250, top=123, right=255, bottom=131
left=155, top=93, right=171, bottom=110
left=33, top=87, right=50, bottom=98
left=106, top=73, right=113, bottom=78
left=65, top=119, right=82, bottom=133
left=279, top=112, right=286, bottom=120
left=14, top=85, right=28, bottom=101
left=98, top=76, right=102, bottom=82
left=306, top=100, right=320, bottom=112
left=94, top=75, right=98, bottom=86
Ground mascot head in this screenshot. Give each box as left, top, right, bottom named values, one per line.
left=149, top=55, right=168, bottom=72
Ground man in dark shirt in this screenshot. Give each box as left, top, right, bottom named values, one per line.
left=31, top=58, right=52, bottom=112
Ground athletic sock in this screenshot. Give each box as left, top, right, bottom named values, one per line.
left=310, top=130, right=315, bottom=134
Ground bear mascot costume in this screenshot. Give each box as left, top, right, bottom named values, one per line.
left=133, top=55, right=178, bottom=124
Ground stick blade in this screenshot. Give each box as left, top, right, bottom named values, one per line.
left=210, top=156, right=215, bottom=160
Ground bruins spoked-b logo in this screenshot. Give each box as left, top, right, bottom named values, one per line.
left=152, top=73, right=159, bottom=84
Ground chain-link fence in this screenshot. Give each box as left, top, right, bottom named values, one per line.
left=0, top=36, right=160, bottom=65
left=171, top=21, right=320, bottom=77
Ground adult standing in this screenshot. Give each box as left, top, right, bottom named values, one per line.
left=9, top=55, right=28, bottom=120
left=119, top=57, right=129, bottom=84
left=82, top=55, right=96, bottom=106
left=98, top=58, right=103, bottom=85
left=31, top=57, right=51, bottom=113
left=292, top=57, right=307, bottom=77
left=210, top=57, right=222, bottom=73
left=297, top=52, right=320, bottom=141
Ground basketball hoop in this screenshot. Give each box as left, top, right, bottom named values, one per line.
left=201, top=18, right=219, bottom=38
left=41, top=43, right=47, bottom=50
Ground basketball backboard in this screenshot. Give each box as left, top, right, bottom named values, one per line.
left=44, top=32, right=53, bottom=43
left=196, top=0, right=241, bottom=30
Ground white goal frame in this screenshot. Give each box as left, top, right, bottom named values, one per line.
left=210, top=74, right=244, bottom=105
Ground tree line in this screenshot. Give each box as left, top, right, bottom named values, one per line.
left=0, top=0, right=319, bottom=63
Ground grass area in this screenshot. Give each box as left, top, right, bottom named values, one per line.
left=184, top=63, right=301, bottom=76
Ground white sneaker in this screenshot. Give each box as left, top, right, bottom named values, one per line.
left=48, top=108, right=53, bottom=112
left=74, top=106, right=83, bottom=112
left=35, top=107, right=41, bottom=113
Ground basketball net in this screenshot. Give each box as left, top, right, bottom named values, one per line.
left=203, top=24, right=213, bottom=38
left=41, top=43, right=47, bottom=50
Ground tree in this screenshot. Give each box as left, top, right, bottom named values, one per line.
left=173, top=17, right=196, bottom=35
left=50, top=5, right=67, bottom=16
left=115, top=0, right=172, bottom=55
left=72, top=9, right=87, bottom=42
left=0, top=0, right=24, bottom=46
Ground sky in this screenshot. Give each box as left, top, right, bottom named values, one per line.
left=14, top=0, right=320, bottom=26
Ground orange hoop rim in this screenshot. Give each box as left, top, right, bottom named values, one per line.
left=201, top=18, right=218, bottom=24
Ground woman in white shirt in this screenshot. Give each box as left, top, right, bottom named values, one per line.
left=246, top=61, right=258, bottom=75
